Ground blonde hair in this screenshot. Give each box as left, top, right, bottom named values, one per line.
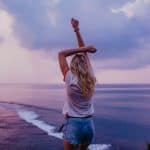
left=70, top=54, right=96, bottom=97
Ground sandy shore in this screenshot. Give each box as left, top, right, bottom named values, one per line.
left=0, top=107, right=63, bottom=150
left=0, top=101, right=149, bottom=150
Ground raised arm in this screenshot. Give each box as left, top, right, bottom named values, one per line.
left=71, top=18, right=85, bottom=47
left=58, top=46, right=96, bottom=77
left=71, top=18, right=93, bottom=71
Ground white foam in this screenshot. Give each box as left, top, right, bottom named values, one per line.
left=17, top=109, right=63, bottom=139
left=0, top=102, right=111, bottom=150
left=88, top=144, right=112, bottom=150
left=16, top=108, right=111, bottom=150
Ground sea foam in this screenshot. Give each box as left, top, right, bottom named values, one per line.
left=0, top=102, right=112, bottom=150
left=17, top=108, right=111, bottom=150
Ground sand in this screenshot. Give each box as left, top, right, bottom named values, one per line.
left=0, top=107, right=63, bottom=150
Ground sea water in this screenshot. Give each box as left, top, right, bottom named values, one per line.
left=0, top=83, right=150, bottom=150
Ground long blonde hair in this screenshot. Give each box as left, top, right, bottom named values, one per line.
left=70, top=54, right=96, bottom=97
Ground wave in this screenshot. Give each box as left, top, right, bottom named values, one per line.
left=17, top=109, right=63, bottom=139
left=0, top=101, right=112, bottom=150
left=95, top=89, right=150, bottom=95
left=0, top=101, right=61, bottom=112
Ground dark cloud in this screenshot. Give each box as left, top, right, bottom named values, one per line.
left=0, top=0, right=150, bottom=69
left=0, top=0, right=74, bottom=49
left=0, top=36, right=4, bottom=43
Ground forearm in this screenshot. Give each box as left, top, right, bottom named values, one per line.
left=59, top=47, right=89, bottom=57
left=75, top=30, right=85, bottom=47
left=74, top=30, right=92, bottom=67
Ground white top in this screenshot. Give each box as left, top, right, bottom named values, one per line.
left=63, top=69, right=94, bottom=117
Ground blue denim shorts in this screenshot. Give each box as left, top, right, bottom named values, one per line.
left=62, top=117, right=95, bottom=145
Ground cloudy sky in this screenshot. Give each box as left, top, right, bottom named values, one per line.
left=0, top=0, right=150, bottom=84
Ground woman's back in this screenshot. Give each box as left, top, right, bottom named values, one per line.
left=63, top=70, right=94, bottom=117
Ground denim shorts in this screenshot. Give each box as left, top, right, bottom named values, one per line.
left=62, top=117, right=95, bottom=145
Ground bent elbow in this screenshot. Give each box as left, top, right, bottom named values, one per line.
left=58, top=51, right=61, bottom=56
left=58, top=51, right=62, bottom=58
left=58, top=51, right=66, bottom=58
left=58, top=51, right=65, bottom=61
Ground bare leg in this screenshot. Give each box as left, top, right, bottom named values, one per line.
left=64, top=140, right=78, bottom=150
left=78, top=144, right=89, bottom=150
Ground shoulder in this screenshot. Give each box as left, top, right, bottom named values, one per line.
left=64, top=69, right=77, bottom=85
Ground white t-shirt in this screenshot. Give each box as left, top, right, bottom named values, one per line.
left=63, top=69, right=94, bottom=117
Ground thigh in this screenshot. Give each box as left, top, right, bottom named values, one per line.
left=79, top=144, right=89, bottom=150
left=64, top=140, right=78, bottom=150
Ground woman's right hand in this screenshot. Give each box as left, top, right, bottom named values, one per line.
left=86, top=45, right=97, bottom=53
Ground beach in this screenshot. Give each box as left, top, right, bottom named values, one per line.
left=0, top=107, right=63, bottom=150
left=0, top=84, right=150, bottom=150
left=0, top=102, right=112, bottom=150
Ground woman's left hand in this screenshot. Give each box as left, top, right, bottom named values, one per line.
left=86, top=45, right=97, bottom=53
left=71, top=18, right=79, bottom=31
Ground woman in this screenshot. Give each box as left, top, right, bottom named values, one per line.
left=58, top=18, right=97, bottom=150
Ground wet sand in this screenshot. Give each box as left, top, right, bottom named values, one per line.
left=0, top=107, right=63, bottom=150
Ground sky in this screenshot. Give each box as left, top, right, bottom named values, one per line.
left=0, top=0, right=150, bottom=84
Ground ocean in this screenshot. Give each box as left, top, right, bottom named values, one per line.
left=0, top=84, right=150, bottom=150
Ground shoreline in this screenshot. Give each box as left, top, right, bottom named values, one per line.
left=0, top=105, right=113, bottom=150
left=0, top=107, right=63, bottom=150
left=0, top=98, right=149, bottom=150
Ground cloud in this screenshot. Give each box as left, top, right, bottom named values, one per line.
left=0, top=9, right=13, bottom=39
left=96, top=37, right=150, bottom=69
left=0, top=0, right=135, bottom=51
left=0, top=0, right=150, bottom=70
left=0, top=36, right=4, bottom=43
left=0, top=0, right=63, bottom=49
left=96, top=65, right=150, bottom=84
left=111, top=0, right=150, bottom=18
left=0, top=9, right=62, bottom=83
left=0, top=2, right=150, bottom=84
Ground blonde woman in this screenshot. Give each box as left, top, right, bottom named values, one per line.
left=58, top=18, right=97, bottom=150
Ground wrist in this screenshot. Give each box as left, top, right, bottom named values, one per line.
left=74, top=27, right=79, bottom=32
left=80, top=46, right=88, bottom=52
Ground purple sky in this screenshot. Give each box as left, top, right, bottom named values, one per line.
left=0, top=0, right=150, bottom=83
